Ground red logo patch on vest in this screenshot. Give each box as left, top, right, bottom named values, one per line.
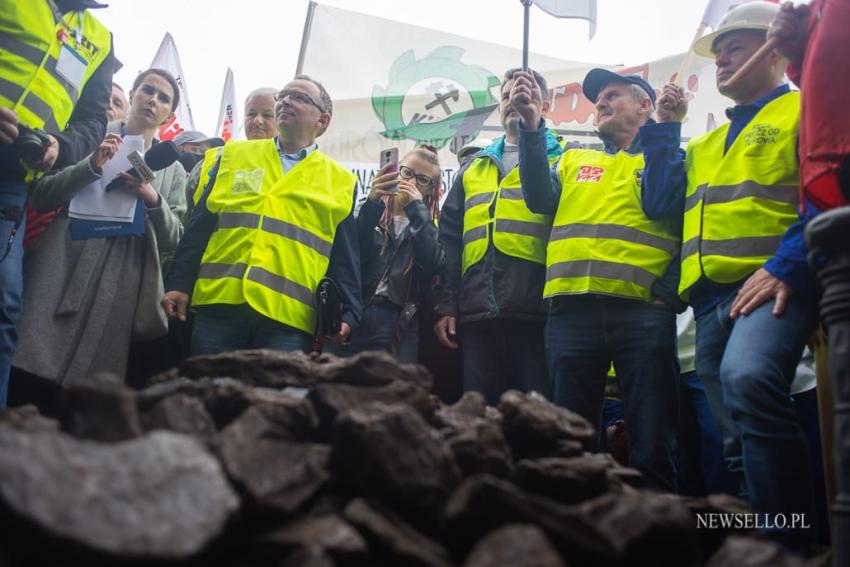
left=576, top=166, right=604, bottom=182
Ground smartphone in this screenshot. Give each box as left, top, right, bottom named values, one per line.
left=378, top=147, right=399, bottom=192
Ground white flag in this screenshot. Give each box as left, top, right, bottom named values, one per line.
left=215, top=68, right=238, bottom=142
left=533, top=0, right=597, bottom=39
left=700, top=0, right=777, bottom=28
left=150, top=32, right=195, bottom=141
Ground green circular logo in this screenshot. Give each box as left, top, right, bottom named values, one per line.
left=372, top=47, right=499, bottom=149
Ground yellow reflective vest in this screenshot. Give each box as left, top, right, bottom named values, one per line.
left=545, top=148, right=680, bottom=301
left=192, top=146, right=224, bottom=204
left=679, top=91, right=800, bottom=298
left=0, top=0, right=111, bottom=133
left=461, top=156, right=555, bottom=274
left=192, top=139, right=356, bottom=334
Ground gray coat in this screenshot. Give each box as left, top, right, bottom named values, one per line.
left=13, top=124, right=186, bottom=385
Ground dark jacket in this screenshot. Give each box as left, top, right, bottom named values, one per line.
left=358, top=197, right=445, bottom=308
left=434, top=133, right=563, bottom=325
left=165, top=155, right=363, bottom=330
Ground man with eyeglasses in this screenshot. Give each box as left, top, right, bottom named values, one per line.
left=162, top=75, right=361, bottom=354
left=434, top=68, right=560, bottom=405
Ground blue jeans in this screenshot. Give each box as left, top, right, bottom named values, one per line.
left=191, top=303, right=312, bottom=355
left=461, top=318, right=549, bottom=405
left=327, top=301, right=419, bottom=364
left=547, top=296, right=679, bottom=491
left=677, top=370, right=740, bottom=496
left=696, top=289, right=818, bottom=542
left=0, top=162, right=26, bottom=409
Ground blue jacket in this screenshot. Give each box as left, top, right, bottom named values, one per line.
left=640, top=84, right=819, bottom=317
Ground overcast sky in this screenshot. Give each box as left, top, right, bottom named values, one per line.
left=99, top=0, right=727, bottom=135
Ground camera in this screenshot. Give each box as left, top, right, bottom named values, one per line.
left=14, top=122, right=51, bottom=166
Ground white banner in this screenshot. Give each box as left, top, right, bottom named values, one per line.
left=150, top=32, right=195, bottom=141
left=216, top=68, right=239, bottom=142
left=299, top=3, right=730, bottom=202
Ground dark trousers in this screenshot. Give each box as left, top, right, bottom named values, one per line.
left=0, top=152, right=27, bottom=409
left=547, top=296, right=679, bottom=491
left=461, top=318, right=549, bottom=406
left=327, top=301, right=419, bottom=364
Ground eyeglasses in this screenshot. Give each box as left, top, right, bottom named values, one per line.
left=274, top=89, right=327, bottom=113
left=399, top=165, right=435, bottom=189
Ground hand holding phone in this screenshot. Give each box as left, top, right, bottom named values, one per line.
left=369, top=148, right=399, bottom=201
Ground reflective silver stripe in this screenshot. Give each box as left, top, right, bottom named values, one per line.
left=682, top=237, right=699, bottom=258
left=262, top=217, right=333, bottom=258
left=547, top=260, right=656, bottom=290
left=681, top=235, right=781, bottom=259
left=247, top=267, right=315, bottom=307
left=701, top=236, right=781, bottom=257
left=462, top=225, right=488, bottom=246
left=217, top=212, right=260, bottom=230
left=0, top=36, right=79, bottom=107
left=499, top=187, right=524, bottom=200
left=197, top=262, right=247, bottom=279
left=703, top=181, right=799, bottom=206
left=0, top=34, right=47, bottom=67
left=464, top=192, right=495, bottom=210
left=0, top=76, right=59, bottom=132
left=550, top=223, right=678, bottom=255
left=495, top=219, right=550, bottom=241
left=684, top=184, right=707, bottom=213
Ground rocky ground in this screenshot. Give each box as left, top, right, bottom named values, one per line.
left=0, top=350, right=831, bottom=566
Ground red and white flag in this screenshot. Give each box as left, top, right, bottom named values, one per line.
left=150, top=32, right=195, bottom=141
left=700, top=0, right=779, bottom=28
left=215, top=68, right=238, bottom=142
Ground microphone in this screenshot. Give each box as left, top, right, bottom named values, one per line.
left=105, top=141, right=180, bottom=191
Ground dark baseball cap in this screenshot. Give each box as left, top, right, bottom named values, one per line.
left=582, top=68, right=657, bottom=106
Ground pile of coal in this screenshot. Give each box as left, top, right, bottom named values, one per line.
left=0, top=351, right=823, bottom=566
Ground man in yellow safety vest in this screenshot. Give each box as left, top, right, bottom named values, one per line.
left=641, top=1, right=820, bottom=547
left=433, top=68, right=560, bottom=406
left=512, top=67, right=682, bottom=491
left=163, top=75, right=361, bottom=354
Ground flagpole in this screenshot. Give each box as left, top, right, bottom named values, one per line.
left=522, top=0, right=532, bottom=71
left=296, top=1, right=318, bottom=75
left=674, top=23, right=706, bottom=87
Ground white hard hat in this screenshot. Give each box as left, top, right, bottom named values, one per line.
left=693, top=1, right=780, bottom=58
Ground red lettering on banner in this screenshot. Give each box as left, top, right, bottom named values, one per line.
left=549, top=82, right=595, bottom=126
left=158, top=115, right=184, bottom=141
left=576, top=166, right=604, bottom=182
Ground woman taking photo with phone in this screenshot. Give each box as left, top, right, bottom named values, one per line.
left=331, top=145, right=445, bottom=363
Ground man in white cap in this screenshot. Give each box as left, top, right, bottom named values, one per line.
left=640, top=1, right=819, bottom=547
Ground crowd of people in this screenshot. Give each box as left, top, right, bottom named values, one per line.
left=1, top=0, right=849, bottom=557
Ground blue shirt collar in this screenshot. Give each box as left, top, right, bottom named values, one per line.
left=276, top=138, right=317, bottom=161
left=725, top=83, right=791, bottom=120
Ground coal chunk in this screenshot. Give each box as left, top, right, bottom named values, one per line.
left=63, top=374, right=142, bottom=442
left=513, top=455, right=611, bottom=504
left=331, top=402, right=461, bottom=524
left=498, top=390, right=595, bottom=460
left=0, top=427, right=238, bottom=559
left=464, top=524, right=565, bottom=567
left=344, top=498, right=456, bottom=567
left=217, top=407, right=330, bottom=516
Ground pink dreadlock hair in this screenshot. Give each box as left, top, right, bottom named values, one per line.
left=379, top=144, right=444, bottom=274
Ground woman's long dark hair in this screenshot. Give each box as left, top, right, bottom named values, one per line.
left=378, top=145, right=443, bottom=274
